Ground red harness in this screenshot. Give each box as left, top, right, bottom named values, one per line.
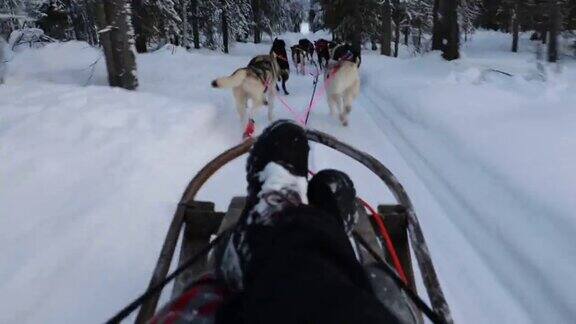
left=276, top=54, right=289, bottom=62
left=243, top=119, right=256, bottom=139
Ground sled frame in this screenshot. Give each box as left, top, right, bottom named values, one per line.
left=135, top=129, right=453, bottom=324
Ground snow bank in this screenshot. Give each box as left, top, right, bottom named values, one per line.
left=0, top=42, right=247, bottom=323
left=363, top=31, right=576, bottom=323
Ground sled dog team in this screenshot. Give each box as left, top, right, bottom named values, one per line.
left=211, top=38, right=361, bottom=127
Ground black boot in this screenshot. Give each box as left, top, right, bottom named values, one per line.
left=244, top=119, right=309, bottom=214
left=216, top=120, right=310, bottom=290
left=308, top=169, right=358, bottom=234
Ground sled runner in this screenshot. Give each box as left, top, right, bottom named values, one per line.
left=110, top=129, right=453, bottom=324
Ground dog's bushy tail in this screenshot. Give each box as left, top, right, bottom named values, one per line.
left=211, top=68, right=247, bottom=89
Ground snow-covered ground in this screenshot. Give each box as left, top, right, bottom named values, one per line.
left=1, top=31, right=575, bottom=323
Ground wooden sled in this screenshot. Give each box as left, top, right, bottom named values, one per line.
left=134, top=129, right=453, bottom=324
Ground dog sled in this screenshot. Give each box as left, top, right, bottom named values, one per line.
left=109, top=129, right=453, bottom=324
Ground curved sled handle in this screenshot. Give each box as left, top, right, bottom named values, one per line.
left=138, top=130, right=453, bottom=324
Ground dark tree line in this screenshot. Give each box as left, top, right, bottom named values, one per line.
left=311, top=0, right=477, bottom=60
left=1, top=0, right=303, bottom=90
left=1, top=0, right=302, bottom=51
left=497, top=0, right=576, bottom=62
left=3, top=0, right=575, bottom=90
left=128, top=0, right=302, bottom=53
left=309, top=0, right=574, bottom=62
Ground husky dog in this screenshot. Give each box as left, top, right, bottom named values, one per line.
left=270, top=38, right=290, bottom=95
left=330, top=43, right=362, bottom=67
left=211, top=54, right=280, bottom=124
left=291, top=45, right=307, bottom=75
left=325, top=58, right=360, bottom=127
left=314, top=39, right=336, bottom=69
left=298, top=38, right=315, bottom=61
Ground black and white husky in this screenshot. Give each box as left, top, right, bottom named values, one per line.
left=270, top=38, right=290, bottom=95
left=211, top=54, right=280, bottom=124
left=291, top=44, right=308, bottom=75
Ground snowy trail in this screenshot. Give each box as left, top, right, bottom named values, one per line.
left=357, top=53, right=576, bottom=323
left=276, top=48, right=573, bottom=323
left=356, top=89, right=530, bottom=322
left=197, top=51, right=532, bottom=323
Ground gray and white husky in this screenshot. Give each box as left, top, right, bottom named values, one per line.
left=211, top=54, right=280, bottom=124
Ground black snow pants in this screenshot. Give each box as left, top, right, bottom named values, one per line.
left=216, top=205, right=402, bottom=324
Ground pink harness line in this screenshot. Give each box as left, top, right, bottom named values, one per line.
left=275, top=63, right=340, bottom=126
left=243, top=59, right=345, bottom=140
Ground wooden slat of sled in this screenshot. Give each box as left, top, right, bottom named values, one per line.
left=355, top=200, right=387, bottom=264
left=378, top=205, right=417, bottom=293
left=171, top=202, right=224, bottom=298
left=218, top=197, right=246, bottom=234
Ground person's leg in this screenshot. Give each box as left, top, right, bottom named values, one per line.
left=219, top=205, right=401, bottom=324
left=215, top=121, right=402, bottom=323
left=216, top=120, right=310, bottom=291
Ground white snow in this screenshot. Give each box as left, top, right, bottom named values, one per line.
left=1, top=30, right=575, bottom=323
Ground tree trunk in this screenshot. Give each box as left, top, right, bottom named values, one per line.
left=380, top=0, right=392, bottom=56
left=94, top=0, right=139, bottom=90
left=442, top=0, right=460, bottom=60
left=181, top=0, right=189, bottom=48
left=130, top=0, right=147, bottom=53
left=548, top=0, right=561, bottom=62
left=0, top=37, right=6, bottom=84
left=351, top=0, right=362, bottom=51
left=393, top=0, right=400, bottom=57
left=221, top=0, right=229, bottom=54
left=252, top=0, right=262, bottom=43
left=403, top=26, right=410, bottom=46
left=191, top=0, right=200, bottom=49
left=64, top=0, right=82, bottom=41
left=432, top=0, right=442, bottom=50
left=417, top=26, right=423, bottom=52
left=511, top=2, right=520, bottom=52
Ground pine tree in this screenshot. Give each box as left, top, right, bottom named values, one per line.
left=1, top=0, right=25, bottom=38
left=459, top=0, right=482, bottom=42
left=130, top=0, right=180, bottom=52
left=406, top=0, right=434, bottom=53
left=289, top=0, right=305, bottom=32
